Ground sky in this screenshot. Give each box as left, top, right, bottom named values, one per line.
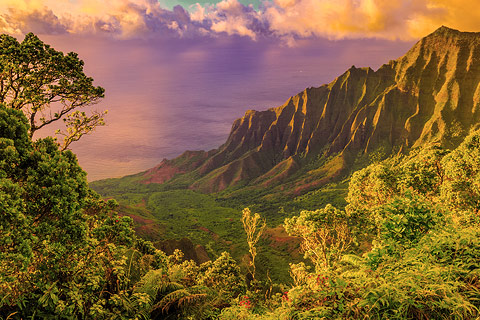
left=1, top=0, right=480, bottom=181
left=2, top=0, right=480, bottom=41
left=159, top=0, right=263, bottom=10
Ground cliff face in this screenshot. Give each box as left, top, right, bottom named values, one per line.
left=143, top=26, right=480, bottom=193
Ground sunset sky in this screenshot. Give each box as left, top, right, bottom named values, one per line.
left=2, top=0, right=480, bottom=41
left=1, top=0, right=480, bottom=180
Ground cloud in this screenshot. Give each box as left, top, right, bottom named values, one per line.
left=0, top=0, right=206, bottom=38
left=0, top=6, right=69, bottom=35
left=0, top=0, right=480, bottom=42
left=264, top=0, right=445, bottom=40
left=194, top=0, right=270, bottom=40
left=407, top=0, right=480, bottom=38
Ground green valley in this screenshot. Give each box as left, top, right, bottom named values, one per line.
left=91, top=25, right=480, bottom=284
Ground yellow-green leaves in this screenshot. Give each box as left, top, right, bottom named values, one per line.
left=285, top=205, right=353, bottom=271
left=242, top=208, right=266, bottom=281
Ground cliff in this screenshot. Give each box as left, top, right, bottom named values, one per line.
left=141, top=26, right=480, bottom=194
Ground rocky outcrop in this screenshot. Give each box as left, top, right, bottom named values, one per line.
left=142, top=26, right=480, bottom=193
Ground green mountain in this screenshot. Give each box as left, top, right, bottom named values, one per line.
left=133, top=26, right=480, bottom=195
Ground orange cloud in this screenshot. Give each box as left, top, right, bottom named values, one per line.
left=407, top=0, right=480, bottom=38
left=265, top=0, right=446, bottom=40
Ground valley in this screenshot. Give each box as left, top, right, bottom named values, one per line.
left=92, top=25, right=480, bottom=283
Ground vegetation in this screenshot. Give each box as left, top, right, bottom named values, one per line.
left=241, top=208, right=266, bottom=282
left=0, top=105, right=248, bottom=319
left=0, top=33, right=106, bottom=149
left=284, top=205, right=353, bottom=271
left=2, top=33, right=480, bottom=319
left=215, top=137, right=480, bottom=319
left=4, top=99, right=480, bottom=318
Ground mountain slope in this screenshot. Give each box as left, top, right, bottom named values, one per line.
left=125, top=26, right=480, bottom=194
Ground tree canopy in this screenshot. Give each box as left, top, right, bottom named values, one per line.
left=0, top=33, right=106, bottom=150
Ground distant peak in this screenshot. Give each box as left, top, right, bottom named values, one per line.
left=426, top=26, right=479, bottom=39
left=401, top=26, right=480, bottom=59
left=435, top=26, right=458, bottom=33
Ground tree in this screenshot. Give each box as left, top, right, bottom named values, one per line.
left=241, top=208, right=266, bottom=282
left=441, top=130, right=480, bottom=213
left=284, top=205, right=353, bottom=270
left=0, top=32, right=106, bottom=150
left=346, top=158, right=401, bottom=210
left=0, top=105, right=154, bottom=318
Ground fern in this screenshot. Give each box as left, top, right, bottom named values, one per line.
left=341, top=254, right=365, bottom=267
left=177, top=293, right=208, bottom=310
left=134, top=269, right=184, bottom=300
left=153, top=288, right=208, bottom=314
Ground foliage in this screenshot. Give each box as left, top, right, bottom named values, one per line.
left=198, top=252, right=246, bottom=298
left=0, top=103, right=249, bottom=320
left=218, top=131, right=480, bottom=319
left=441, top=131, right=480, bottom=213
left=86, top=130, right=480, bottom=319
left=0, top=33, right=106, bottom=149
left=242, top=208, right=266, bottom=281
left=346, top=155, right=403, bottom=210
left=366, top=193, right=446, bottom=268
left=133, top=250, right=246, bottom=319
left=284, top=205, right=353, bottom=271
left=0, top=105, right=157, bottom=318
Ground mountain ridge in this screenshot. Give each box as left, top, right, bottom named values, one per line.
left=136, top=26, right=480, bottom=194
